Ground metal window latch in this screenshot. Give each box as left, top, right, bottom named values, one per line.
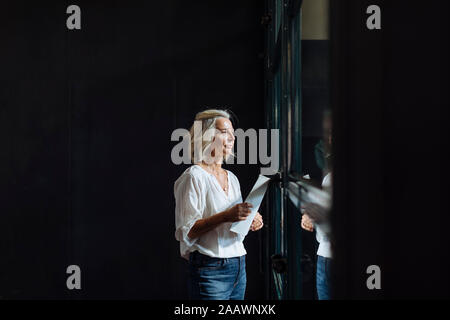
left=264, top=171, right=282, bottom=184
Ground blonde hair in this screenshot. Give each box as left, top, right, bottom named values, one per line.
left=188, top=109, right=234, bottom=164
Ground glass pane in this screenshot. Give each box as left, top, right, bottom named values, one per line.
left=300, top=0, right=331, bottom=185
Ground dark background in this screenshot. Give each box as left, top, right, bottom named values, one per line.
left=331, top=0, right=450, bottom=298
left=0, top=0, right=265, bottom=299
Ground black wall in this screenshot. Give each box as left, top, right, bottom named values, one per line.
left=300, top=39, right=331, bottom=299
left=331, top=0, right=450, bottom=299
left=0, top=1, right=265, bottom=299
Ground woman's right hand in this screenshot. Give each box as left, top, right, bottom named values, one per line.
left=224, top=202, right=253, bottom=222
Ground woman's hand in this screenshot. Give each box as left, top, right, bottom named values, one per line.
left=224, top=202, right=253, bottom=222
left=250, top=212, right=263, bottom=231
left=189, top=203, right=252, bottom=239
left=301, top=214, right=314, bottom=232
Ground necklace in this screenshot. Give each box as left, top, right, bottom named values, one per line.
left=201, top=165, right=228, bottom=193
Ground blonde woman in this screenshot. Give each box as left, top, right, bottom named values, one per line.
left=174, top=109, right=264, bottom=300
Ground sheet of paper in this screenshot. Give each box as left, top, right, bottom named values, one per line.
left=230, top=174, right=271, bottom=236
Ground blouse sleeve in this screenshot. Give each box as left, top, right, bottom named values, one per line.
left=229, top=171, right=246, bottom=242
left=174, top=173, right=205, bottom=249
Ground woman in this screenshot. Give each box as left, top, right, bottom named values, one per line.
left=301, top=110, right=333, bottom=300
left=174, top=109, right=264, bottom=300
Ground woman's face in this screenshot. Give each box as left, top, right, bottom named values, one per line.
left=213, top=117, right=235, bottom=158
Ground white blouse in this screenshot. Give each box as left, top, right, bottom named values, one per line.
left=315, top=172, right=332, bottom=258
left=174, top=164, right=246, bottom=260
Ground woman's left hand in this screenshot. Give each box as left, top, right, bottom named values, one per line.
left=250, top=212, right=264, bottom=231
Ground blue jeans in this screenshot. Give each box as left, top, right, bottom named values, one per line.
left=316, top=255, right=332, bottom=300
left=188, top=251, right=246, bottom=300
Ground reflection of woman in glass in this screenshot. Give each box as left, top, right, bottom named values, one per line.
left=174, top=109, right=264, bottom=300
left=301, top=110, right=333, bottom=300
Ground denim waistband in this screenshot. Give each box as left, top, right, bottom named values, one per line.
left=189, top=251, right=244, bottom=263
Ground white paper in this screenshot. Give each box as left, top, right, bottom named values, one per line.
left=230, top=174, right=271, bottom=236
